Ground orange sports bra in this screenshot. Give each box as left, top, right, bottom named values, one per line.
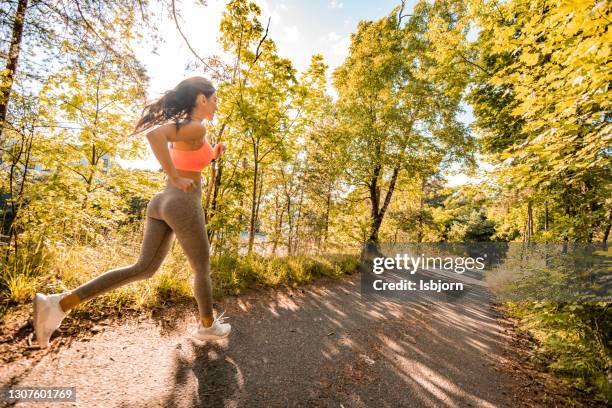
left=169, top=139, right=221, bottom=172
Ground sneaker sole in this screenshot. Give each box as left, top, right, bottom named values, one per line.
left=33, top=293, right=47, bottom=348
left=191, top=331, right=231, bottom=341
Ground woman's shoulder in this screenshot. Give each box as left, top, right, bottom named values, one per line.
left=177, top=119, right=206, bottom=133
left=165, top=119, right=206, bottom=142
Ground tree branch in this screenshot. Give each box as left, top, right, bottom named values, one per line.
left=170, top=0, right=222, bottom=79
left=253, top=16, right=270, bottom=65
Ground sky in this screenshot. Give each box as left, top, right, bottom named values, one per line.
left=118, top=0, right=490, bottom=186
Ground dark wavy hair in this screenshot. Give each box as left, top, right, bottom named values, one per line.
left=132, top=76, right=216, bottom=135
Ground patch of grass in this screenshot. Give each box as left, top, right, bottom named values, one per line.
left=0, top=241, right=46, bottom=305
left=211, top=251, right=360, bottom=296
left=154, top=270, right=193, bottom=304
left=506, top=301, right=612, bottom=404
left=3, top=271, right=36, bottom=304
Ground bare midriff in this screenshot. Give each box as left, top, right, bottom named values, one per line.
left=176, top=168, right=201, bottom=182
left=170, top=140, right=206, bottom=182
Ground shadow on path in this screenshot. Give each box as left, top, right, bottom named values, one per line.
left=5, top=269, right=566, bottom=407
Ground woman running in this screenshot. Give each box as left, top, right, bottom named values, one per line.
left=32, top=76, right=231, bottom=348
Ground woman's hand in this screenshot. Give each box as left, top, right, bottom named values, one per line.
left=170, top=175, right=196, bottom=193
left=216, top=142, right=227, bottom=157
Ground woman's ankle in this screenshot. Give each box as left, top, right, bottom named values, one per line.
left=59, top=292, right=80, bottom=313
left=200, top=315, right=214, bottom=328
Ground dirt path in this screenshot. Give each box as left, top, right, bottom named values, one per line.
left=1, top=273, right=579, bottom=407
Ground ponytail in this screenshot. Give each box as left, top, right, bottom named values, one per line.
left=131, top=77, right=215, bottom=135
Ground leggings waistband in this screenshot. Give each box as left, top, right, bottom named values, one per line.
left=162, top=176, right=203, bottom=196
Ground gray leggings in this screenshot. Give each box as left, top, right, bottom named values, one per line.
left=72, top=177, right=213, bottom=318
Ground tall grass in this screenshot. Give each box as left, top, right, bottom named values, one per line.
left=211, top=251, right=361, bottom=297
left=0, top=236, right=49, bottom=321
left=0, top=227, right=360, bottom=324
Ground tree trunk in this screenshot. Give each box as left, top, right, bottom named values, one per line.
left=0, top=0, right=28, bottom=142
left=205, top=164, right=219, bottom=245
left=368, top=164, right=400, bottom=243
left=323, top=184, right=331, bottom=247
left=254, top=167, right=264, bottom=252
left=271, top=193, right=283, bottom=255
left=248, top=159, right=258, bottom=253
left=602, top=211, right=611, bottom=243
left=524, top=200, right=533, bottom=243
left=293, top=186, right=304, bottom=254
left=417, top=175, right=425, bottom=243
left=544, top=200, right=548, bottom=232
left=367, top=163, right=381, bottom=243
left=4, top=126, right=33, bottom=263
left=236, top=158, right=247, bottom=230
left=206, top=122, right=228, bottom=244
left=286, top=194, right=292, bottom=255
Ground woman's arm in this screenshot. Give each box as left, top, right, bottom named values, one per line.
left=146, top=127, right=180, bottom=181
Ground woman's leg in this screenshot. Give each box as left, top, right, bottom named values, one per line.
left=162, top=199, right=214, bottom=325
left=62, top=216, right=175, bottom=309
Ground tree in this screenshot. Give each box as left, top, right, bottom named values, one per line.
left=468, top=0, right=611, bottom=242
left=332, top=2, right=475, bottom=246
left=0, top=0, right=151, bottom=141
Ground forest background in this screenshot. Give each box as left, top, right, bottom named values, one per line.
left=0, top=0, right=610, bottom=402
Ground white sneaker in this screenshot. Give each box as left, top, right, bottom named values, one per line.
left=33, top=292, right=69, bottom=348
left=191, top=310, right=231, bottom=341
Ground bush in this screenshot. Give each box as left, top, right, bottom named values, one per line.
left=506, top=301, right=611, bottom=403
